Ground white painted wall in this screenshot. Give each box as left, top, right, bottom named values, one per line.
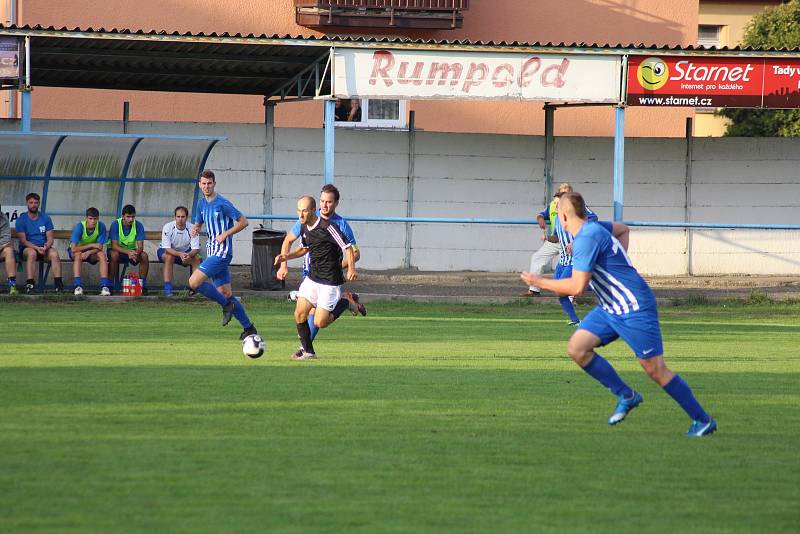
left=3, top=119, right=800, bottom=276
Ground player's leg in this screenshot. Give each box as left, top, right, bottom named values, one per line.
left=554, top=265, right=580, bottom=325
left=622, top=313, right=716, bottom=437
left=570, top=308, right=640, bottom=425
left=524, top=240, right=558, bottom=295
left=71, top=249, right=84, bottom=294
left=311, top=284, right=347, bottom=330
left=22, top=247, right=37, bottom=291
left=108, top=249, right=121, bottom=290
left=159, top=248, right=175, bottom=296
left=294, top=296, right=316, bottom=357
left=1, top=244, right=16, bottom=293
left=138, top=251, right=149, bottom=293
left=92, top=250, right=111, bottom=295
left=189, top=257, right=228, bottom=306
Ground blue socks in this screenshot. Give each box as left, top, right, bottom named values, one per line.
left=582, top=353, right=634, bottom=398
left=196, top=281, right=228, bottom=306
left=74, top=276, right=82, bottom=288
left=100, top=277, right=111, bottom=288
left=164, top=281, right=173, bottom=294
left=308, top=312, right=320, bottom=341
left=559, top=296, right=580, bottom=323
left=230, top=296, right=253, bottom=329
left=663, top=375, right=710, bottom=423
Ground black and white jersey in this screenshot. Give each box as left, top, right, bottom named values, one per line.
left=301, top=217, right=352, bottom=286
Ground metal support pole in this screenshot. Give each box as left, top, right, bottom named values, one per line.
left=613, top=106, right=626, bottom=222
left=263, top=99, right=276, bottom=228
left=123, top=101, right=130, bottom=134
left=684, top=116, right=694, bottom=276
left=543, top=105, right=555, bottom=203
left=323, top=99, right=335, bottom=184
left=404, top=111, right=416, bottom=269
left=20, top=90, right=31, bottom=132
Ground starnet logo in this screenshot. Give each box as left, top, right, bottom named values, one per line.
left=670, top=60, right=755, bottom=83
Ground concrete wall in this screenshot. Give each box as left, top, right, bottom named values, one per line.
left=3, top=119, right=800, bottom=276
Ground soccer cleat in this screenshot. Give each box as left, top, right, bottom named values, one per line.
left=687, top=418, right=717, bottom=437
left=54, top=285, right=63, bottom=294
left=222, top=299, right=236, bottom=326
left=239, top=325, right=258, bottom=340
left=141, top=286, right=149, bottom=296
left=568, top=320, right=580, bottom=326
left=100, top=287, right=111, bottom=296
left=164, top=288, right=173, bottom=297
left=520, top=290, right=541, bottom=297
left=9, top=285, right=18, bottom=295
left=608, top=391, right=643, bottom=425
left=344, top=290, right=367, bottom=316
left=25, top=283, right=35, bottom=294
left=291, top=348, right=305, bottom=360
left=298, top=350, right=317, bottom=360
left=74, top=286, right=84, bottom=296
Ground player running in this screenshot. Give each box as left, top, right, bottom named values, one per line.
left=522, top=192, right=717, bottom=437
left=274, top=195, right=357, bottom=360
left=278, top=184, right=365, bottom=358
left=189, top=170, right=257, bottom=340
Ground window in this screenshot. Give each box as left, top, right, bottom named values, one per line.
left=697, top=25, right=722, bottom=48
left=334, top=98, right=408, bottom=129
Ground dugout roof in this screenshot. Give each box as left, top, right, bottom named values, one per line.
left=2, top=24, right=800, bottom=99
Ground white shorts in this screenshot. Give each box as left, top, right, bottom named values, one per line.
left=298, top=277, right=342, bottom=312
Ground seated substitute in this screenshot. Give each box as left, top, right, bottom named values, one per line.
left=108, top=204, right=149, bottom=295
left=15, top=192, right=63, bottom=293
left=0, top=206, right=18, bottom=294
left=158, top=205, right=201, bottom=296
left=69, top=207, right=112, bottom=296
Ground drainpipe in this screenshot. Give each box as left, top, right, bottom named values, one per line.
left=7, top=0, right=17, bottom=119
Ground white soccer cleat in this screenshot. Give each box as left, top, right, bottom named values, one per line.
left=100, top=287, right=111, bottom=296
left=74, top=286, right=83, bottom=296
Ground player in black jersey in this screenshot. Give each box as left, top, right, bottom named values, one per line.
left=274, top=196, right=357, bottom=360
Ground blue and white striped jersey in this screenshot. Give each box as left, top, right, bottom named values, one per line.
left=553, top=206, right=598, bottom=266
left=572, top=221, right=656, bottom=315
left=193, top=194, right=242, bottom=259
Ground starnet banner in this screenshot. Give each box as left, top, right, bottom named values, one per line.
left=0, top=36, right=20, bottom=80
left=333, top=49, right=622, bottom=102
left=627, top=56, right=800, bottom=108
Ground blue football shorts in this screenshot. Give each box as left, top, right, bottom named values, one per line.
left=156, top=247, right=198, bottom=265
left=107, top=249, right=139, bottom=266
left=553, top=264, right=572, bottom=280
left=578, top=305, right=664, bottom=359
left=68, top=248, right=102, bottom=264
left=198, top=255, right=232, bottom=287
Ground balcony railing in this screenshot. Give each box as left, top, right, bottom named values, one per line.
left=295, top=0, right=469, bottom=30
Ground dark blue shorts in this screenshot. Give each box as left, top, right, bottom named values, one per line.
left=198, top=255, right=231, bottom=287
left=68, top=248, right=102, bottom=264
left=108, top=249, right=138, bottom=266
left=157, top=247, right=195, bottom=265
left=554, top=264, right=572, bottom=280
left=578, top=305, right=664, bottom=359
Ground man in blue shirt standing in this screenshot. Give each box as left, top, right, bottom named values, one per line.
left=189, top=170, right=257, bottom=340
left=15, top=192, right=63, bottom=293
left=522, top=192, right=717, bottom=437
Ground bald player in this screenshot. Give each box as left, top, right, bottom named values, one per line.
left=522, top=192, right=716, bottom=437
left=275, top=196, right=357, bottom=360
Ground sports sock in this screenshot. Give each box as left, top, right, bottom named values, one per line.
left=297, top=322, right=315, bottom=354
left=100, top=277, right=111, bottom=289
left=8, top=276, right=16, bottom=287
left=54, top=277, right=64, bottom=289
left=74, top=276, right=82, bottom=288
left=332, top=298, right=350, bottom=319
left=582, top=353, right=634, bottom=398
left=308, top=312, right=320, bottom=341
left=26, top=278, right=34, bottom=287
left=140, top=277, right=146, bottom=287
left=663, top=374, right=711, bottom=423
left=229, top=296, right=253, bottom=329
left=559, top=296, right=580, bottom=323
left=164, top=281, right=173, bottom=293
left=196, top=281, right=228, bottom=306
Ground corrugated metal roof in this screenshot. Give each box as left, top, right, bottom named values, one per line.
left=1, top=24, right=799, bottom=97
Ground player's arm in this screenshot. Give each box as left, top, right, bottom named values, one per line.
left=274, top=246, right=308, bottom=265
left=611, top=223, right=630, bottom=252
left=343, top=245, right=357, bottom=281
left=343, top=245, right=360, bottom=268
left=217, top=215, right=248, bottom=243
left=521, top=269, right=592, bottom=297
left=43, top=229, right=55, bottom=252
left=277, top=230, right=299, bottom=279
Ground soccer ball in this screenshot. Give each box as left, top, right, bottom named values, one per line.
left=242, top=334, right=265, bottom=359
left=288, top=290, right=299, bottom=302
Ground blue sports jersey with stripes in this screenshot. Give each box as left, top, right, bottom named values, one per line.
left=571, top=220, right=657, bottom=315
left=553, top=206, right=598, bottom=266
left=194, top=194, right=242, bottom=259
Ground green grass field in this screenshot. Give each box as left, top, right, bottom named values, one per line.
left=2, top=298, right=799, bottom=532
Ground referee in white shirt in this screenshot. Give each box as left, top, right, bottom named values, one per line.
left=158, top=206, right=201, bottom=296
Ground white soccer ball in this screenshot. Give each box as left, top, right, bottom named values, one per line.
left=242, top=334, right=265, bottom=359
left=288, top=290, right=299, bottom=302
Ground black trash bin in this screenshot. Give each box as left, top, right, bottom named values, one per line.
left=251, top=227, right=286, bottom=290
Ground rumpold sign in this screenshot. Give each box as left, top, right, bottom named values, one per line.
left=334, top=49, right=622, bottom=102
left=0, top=37, right=20, bottom=80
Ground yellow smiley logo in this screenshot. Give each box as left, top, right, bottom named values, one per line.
left=636, top=57, right=669, bottom=90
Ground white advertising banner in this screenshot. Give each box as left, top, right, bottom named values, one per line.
left=334, top=48, right=622, bottom=102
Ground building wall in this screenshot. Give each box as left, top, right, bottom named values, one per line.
left=4, top=118, right=800, bottom=276
left=2, top=0, right=699, bottom=136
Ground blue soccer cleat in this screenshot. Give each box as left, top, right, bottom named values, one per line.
left=687, top=418, right=717, bottom=437
left=608, top=391, right=643, bottom=425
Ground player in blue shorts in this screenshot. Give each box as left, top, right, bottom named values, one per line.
left=278, top=184, right=365, bottom=359
left=189, top=170, right=257, bottom=340
left=522, top=192, right=716, bottom=437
